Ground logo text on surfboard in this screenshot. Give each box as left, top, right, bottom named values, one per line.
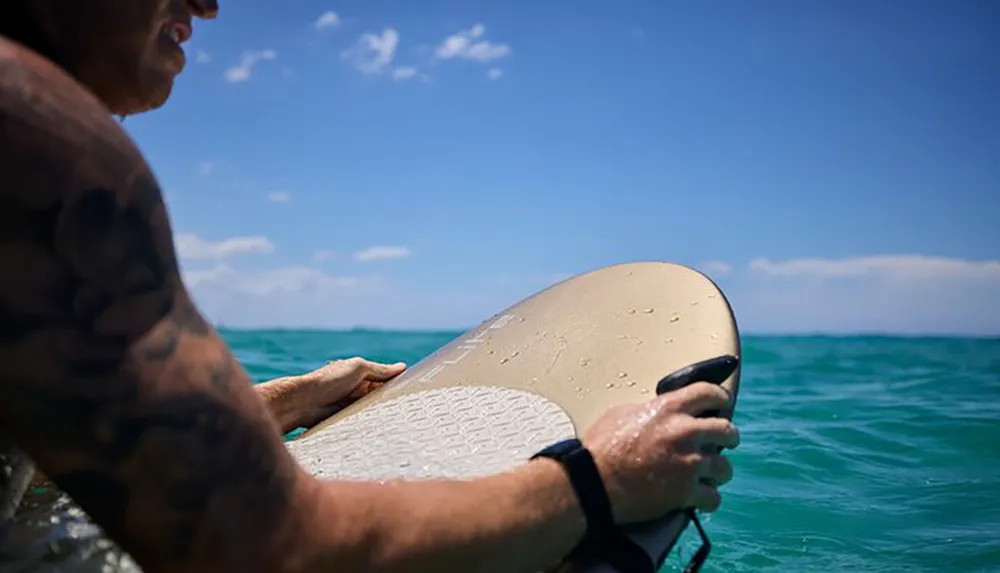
left=384, top=314, right=516, bottom=395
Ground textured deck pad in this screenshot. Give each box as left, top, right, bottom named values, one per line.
left=286, top=261, right=741, bottom=571
left=287, top=387, right=576, bottom=481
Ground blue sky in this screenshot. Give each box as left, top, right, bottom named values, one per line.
left=124, top=0, right=1000, bottom=334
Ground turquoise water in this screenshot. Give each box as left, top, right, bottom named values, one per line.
left=224, top=330, right=1000, bottom=573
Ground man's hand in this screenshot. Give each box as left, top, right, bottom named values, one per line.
left=302, top=357, right=408, bottom=408
left=583, top=382, right=740, bottom=524
left=258, top=358, right=407, bottom=432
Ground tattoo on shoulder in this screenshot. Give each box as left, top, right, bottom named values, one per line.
left=0, top=50, right=299, bottom=568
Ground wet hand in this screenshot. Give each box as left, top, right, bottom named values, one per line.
left=583, top=382, right=740, bottom=524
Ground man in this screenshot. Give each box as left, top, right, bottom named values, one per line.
left=1, top=356, right=404, bottom=571
left=4, top=356, right=407, bottom=502
left=0, top=1, right=741, bottom=572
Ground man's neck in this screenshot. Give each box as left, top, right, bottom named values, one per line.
left=0, top=4, right=67, bottom=76
left=1, top=14, right=130, bottom=123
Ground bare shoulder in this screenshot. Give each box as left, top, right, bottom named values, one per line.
left=0, top=33, right=179, bottom=369
left=0, top=34, right=137, bottom=154
left=0, top=36, right=310, bottom=572
left=0, top=35, right=154, bottom=208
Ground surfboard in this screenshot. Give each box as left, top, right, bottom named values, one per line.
left=285, top=261, right=742, bottom=572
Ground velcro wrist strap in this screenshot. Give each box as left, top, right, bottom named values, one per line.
left=531, top=439, right=616, bottom=554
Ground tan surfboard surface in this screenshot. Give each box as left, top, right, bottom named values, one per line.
left=286, top=261, right=741, bottom=571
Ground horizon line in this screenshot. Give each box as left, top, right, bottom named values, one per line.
left=214, top=325, right=999, bottom=339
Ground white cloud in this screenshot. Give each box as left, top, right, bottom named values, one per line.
left=342, top=28, right=399, bottom=75
left=728, top=254, right=1000, bottom=335
left=748, top=255, right=1000, bottom=280
left=392, top=66, right=419, bottom=81
left=183, top=264, right=394, bottom=328
left=184, top=264, right=367, bottom=295
left=197, top=161, right=214, bottom=175
left=175, top=233, right=275, bottom=261
left=182, top=263, right=550, bottom=329
left=486, top=67, right=503, bottom=80
left=315, top=11, right=340, bottom=30
left=174, top=250, right=1000, bottom=335
left=490, top=272, right=572, bottom=287
left=435, top=24, right=511, bottom=62
left=353, top=245, right=413, bottom=262
left=267, top=191, right=292, bottom=203
left=312, top=250, right=336, bottom=263
left=225, top=49, right=278, bottom=83
left=195, top=50, right=212, bottom=64
left=698, top=261, right=733, bottom=277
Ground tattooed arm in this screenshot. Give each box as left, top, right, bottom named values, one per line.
left=0, top=42, right=585, bottom=573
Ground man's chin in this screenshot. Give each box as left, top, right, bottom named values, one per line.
left=143, top=83, right=174, bottom=112
left=115, top=79, right=175, bottom=117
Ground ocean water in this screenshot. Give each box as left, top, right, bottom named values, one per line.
left=224, top=330, right=1000, bottom=573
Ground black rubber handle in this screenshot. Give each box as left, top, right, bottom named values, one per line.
left=654, top=355, right=740, bottom=396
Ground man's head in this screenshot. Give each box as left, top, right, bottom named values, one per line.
left=4, top=0, right=218, bottom=116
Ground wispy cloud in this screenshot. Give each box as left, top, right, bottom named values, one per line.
left=267, top=191, right=292, bottom=203
left=698, top=261, right=733, bottom=277
left=184, top=264, right=369, bottom=294
left=353, top=245, right=413, bottom=262
left=314, top=11, right=340, bottom=30
left=178, top=252, right=999, bottom=334
left=491, top=272, right=573, bottom=287
left=392, top=66, right=419, bottom=81
left=434, top=24, right=511, bottom=62
left=342, top=28, right=399, bottom=75
left=486, top=67, right=504, bottom=80
left=184, top=264, right=390, bottom=328
left=175, top=233, right=276, bottom=261
left=748, top=255, right=1000, bottom=280
left=197, top=161, right=214, bottom=175
left=195, top=50, right=212, bottom=64
left=225, top=49, right=278, bottom=83
left=312, top=250, right=336, bottom=263
left=730, top=254, right=1000, bottom=335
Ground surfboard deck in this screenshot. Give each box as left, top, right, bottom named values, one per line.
left=286, top=261, right=741, bottom=571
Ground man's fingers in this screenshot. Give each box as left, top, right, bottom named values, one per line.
left=692, top=483, right=722, bottom=513
left=657, top=381, right=731, bottom=417
left=696, top=452, right=733, bottom=486
left=689, top=417, right=741, bottom=450
left=363, top=360, right=407, bottom=381
left=346, top=379, right=382, bottom=399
